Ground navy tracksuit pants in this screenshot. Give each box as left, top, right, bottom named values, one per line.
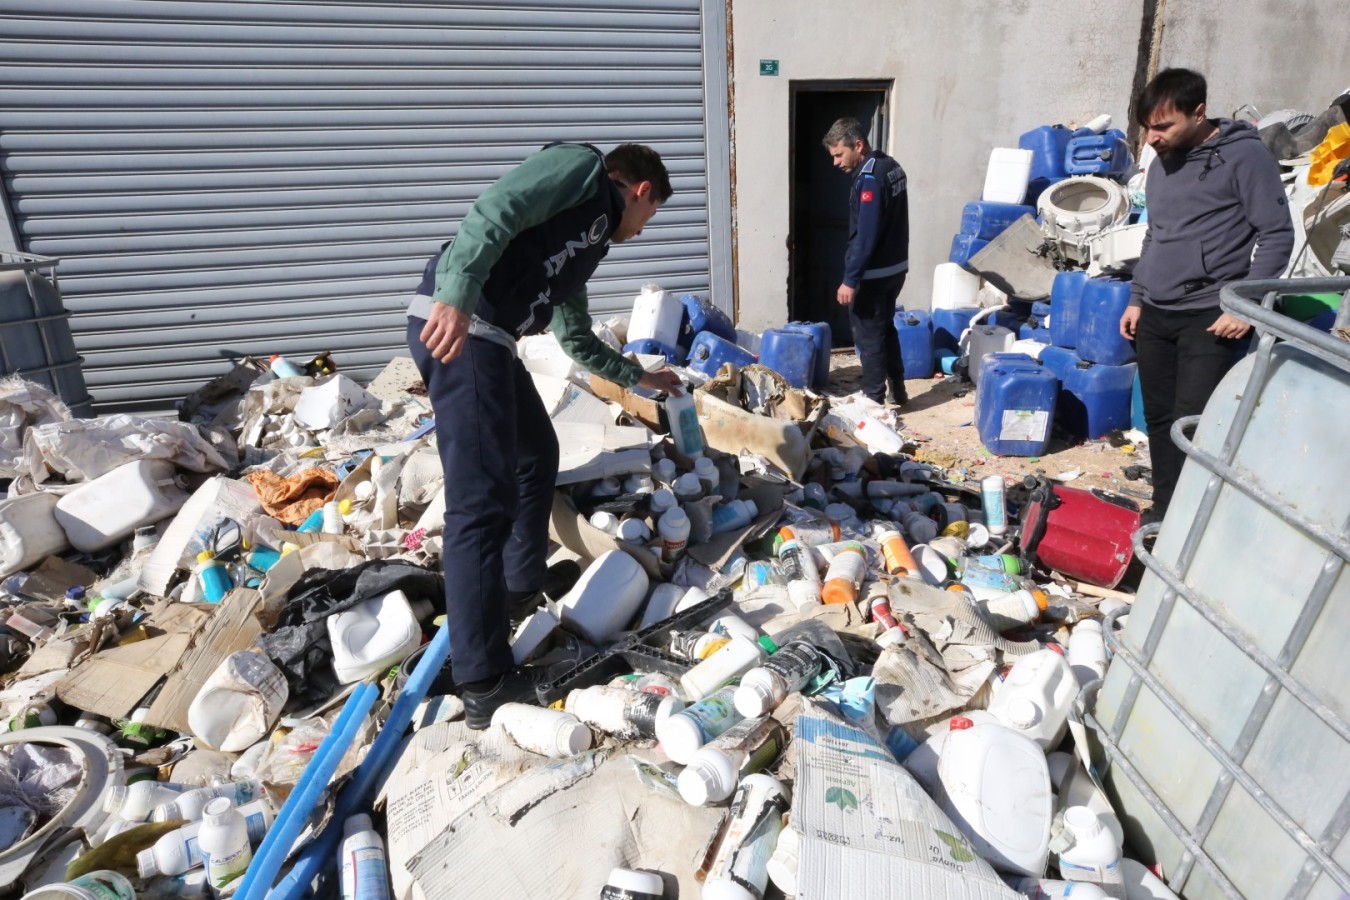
left=407, top=318, right=558, bottom=683
left=850, top=273, right=907, bottom=404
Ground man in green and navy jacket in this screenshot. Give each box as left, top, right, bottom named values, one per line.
left=407, top=143, right=681, bottom=728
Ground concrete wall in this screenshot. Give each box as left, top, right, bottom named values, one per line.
left=727, top=0, right=1350, bottom=329
left=1156, top=1, right=1350, bottom=117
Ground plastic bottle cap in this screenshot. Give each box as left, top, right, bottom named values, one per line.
left=202, top=796, right=234, bottom=826
left=742, top=499, right=759, bottom=518
left=137, top=848, right=159, bottom=879
left=1065, top=805, right=1105, bottom=839
left=346, top=813, right=374, bottom=835
left=677, top=760, right=718, bottom=806
left=662, top=507, right=688, bottom=527
left=196, top=550, right=215, bottom=563
left=1005, top=697, right=1040, bottom=729
left=66, top=586, right=86, bottom=601
left=757, top=636, right=778, bottom=655
left=103, top=785, right=128, bottom=814
left=735, top=681, right=774, bottom=719
left=1030, top=589, right=1048, bottom=611
left=949, top=716, right=974, bottom=731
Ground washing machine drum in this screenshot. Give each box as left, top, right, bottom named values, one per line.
left=1037, top=176, right=1132, bottom=246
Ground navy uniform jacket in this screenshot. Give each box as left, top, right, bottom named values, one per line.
left=843, top=150, right=910, bottom=288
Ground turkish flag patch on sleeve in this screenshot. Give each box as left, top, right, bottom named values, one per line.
left=860, top=191, right=874, bottom=202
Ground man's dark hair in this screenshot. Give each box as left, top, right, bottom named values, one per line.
left=822, top=117, right=869, bottom=149
left=1135, top=68, right=1208, bottom=126
left=605, top=144, right=674, bottom=203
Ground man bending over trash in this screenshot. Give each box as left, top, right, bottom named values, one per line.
left=406, top=143, right=683, bottom=729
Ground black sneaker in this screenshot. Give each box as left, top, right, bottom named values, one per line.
left=460, top=668, right=545, bottom=730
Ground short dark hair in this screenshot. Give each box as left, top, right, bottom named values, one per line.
left=1135, top=68, right=1207, bottom=126
left=823, top=117, right=868, bottom=149
left=605, top=144, right=673, bottom=203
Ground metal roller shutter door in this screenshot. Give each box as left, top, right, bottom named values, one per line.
left=0, top=0, right=723, bottom=413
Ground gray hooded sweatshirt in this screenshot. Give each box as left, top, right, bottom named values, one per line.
left=1129, top=118, right=1294, bottom=311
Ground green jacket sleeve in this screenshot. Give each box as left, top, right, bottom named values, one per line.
left=550, top=288, right=646, bottom=388
left=432, top=145, right=604, bottom=314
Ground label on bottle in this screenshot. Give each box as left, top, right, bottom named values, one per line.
left=677, top=689, right=738, bottom=742
left=204, top=841, right=252, bottom=890
left=761, top=641, right=823, bottom=692
left=675, top=406, right=704, bottom=455
left=343, top=846, right=392, bottom=900
left=67, top=872, right=136, bottom=900
left=599, top=887, right=662, bottom=900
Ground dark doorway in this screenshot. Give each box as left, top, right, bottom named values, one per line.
left=789, top=82, right=890, bottom=347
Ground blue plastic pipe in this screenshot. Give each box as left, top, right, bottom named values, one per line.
left=236, top=681, right=378, bottom=900
left=268, top=622, right=452, bottom=899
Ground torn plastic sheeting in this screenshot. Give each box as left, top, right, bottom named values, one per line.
left=0, top=742, right=83, bottom=842
left=0, top=378, right=71, bottom=480
left=245, top=466, right=339, bottom=526
left=20, top=413, right=236, bottom=485
left=255, top=559, right=443, bottom=708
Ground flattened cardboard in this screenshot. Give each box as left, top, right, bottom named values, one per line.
left=146, top=589, right=265, bottom=733
left=57, top=631, right=196, bottom=719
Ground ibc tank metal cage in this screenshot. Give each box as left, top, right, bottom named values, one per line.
left=0, top=250, right=92, bottom=416
left=1089, top=277, right=1350, bottom=899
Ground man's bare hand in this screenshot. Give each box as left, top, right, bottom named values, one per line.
left=418, top=303, right=471, bottom=363
left=836, top=283, right=856, bottom=306
left=637, top=369, right=684, bottom=395
left=1119, top=306, right=1141, bottom=340
left=1206, top=313, right=1251, bottom=340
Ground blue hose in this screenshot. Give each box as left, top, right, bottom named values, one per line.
left=235, top=681, right=378, bottom=900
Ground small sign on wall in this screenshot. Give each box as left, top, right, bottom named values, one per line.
left=759, top=59, right=779, bottom=76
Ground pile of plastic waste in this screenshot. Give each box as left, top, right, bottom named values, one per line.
left=0, top=272, right=1175, bottom=900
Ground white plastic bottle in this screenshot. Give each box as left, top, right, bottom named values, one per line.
left=150, top=780, right=264, bottom=823
left=978, top=588, right=1048, bottom=632
left=673, top=472, right=704, bottom=504
left=664, top=391, right=704, bottom=458
left=655, top=685, right=742, bottom=764
left=339, top=813, right=391, bottom=900
left=490, top=703, right=593, bottom=758
left=20, top=870, right=137, bottom=900
left=988, top=648, right=1078, bottom=749
left=657, top=507, right=690, bottom=565
left=564, top=685, right=682, bottom=741
left=557, top=549, right=650, bottom=645
left=322, top=500, right=344, bottom=535
left=710, top=499, right=758, bottom=535
left=198, top=797, right=251, bottom=892
left=734, top=640, right=826, bottom=718
left=1068, top=619, right=1108, bottom=686
left=103, top=781, right=189, bottom=822
left=651, top=458, right=677, bottom=487
left=765, top=824, right=800, bottom=897
left=188, top=650, right=290, bottom=752
left=936, top=716, right=1052, bottom=876
left=1121, top=858, right=1181, bottom=899
left=677, top=717, right=786, bottom=806
left=53, top=459, right=190, bottom=553
left=702, top=774, right=791, bottom=900
left=678, top=635, right=768, bottom=702
left=599, top=867, right=664, bottom=899
left=590, top=511, right=621, bottom=535
left=648, top=487, right=677, bottom=518
left=693, top=456, right=721, bottom=498
left=616, top=517, right=652, bottom=544
left=0, top=491, right=70, bottom=580
left=1056, top=807, right=1124, bottom=887
left=638, top=583, right=685, bottom=629
left=629, top=284, right=682, bottom=347
left=136, top=799, right=273, bottom=878
left=981, top=474, right=1008, bottom=536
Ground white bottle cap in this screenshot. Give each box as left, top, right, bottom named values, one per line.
left=649, top=488, right=676, bottom=515
left=202, top=796, right=234, bottom=828
left=676, top=759, right=719, bottom=807
left=604, top=867, right=665, bottom=896
left=694, top=456, right=717, bottom=477
left=1003, top=697, right=1041, bottom=730
left=660, top=507, right=688, bottom=529
left=151, top=801, right=181, bottom=823
left=1065, top=805, right=1105, bottom=839
left=345, top=813, right=373, bottom=836
left=553, top=719, right=594, bottom=756
left=700, top=879, right=756, bottom=900
left=137, top=848, right=160, bottom=879
left=742, top=499, right=758, bottom=518
left=655, top=713, right=702, bottom=765
left=734, top=671, right=775, bottom=719
left=617, top=518, right=651, bottom=543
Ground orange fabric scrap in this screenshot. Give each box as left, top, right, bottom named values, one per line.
left=245, top=467, right=340, bottom=526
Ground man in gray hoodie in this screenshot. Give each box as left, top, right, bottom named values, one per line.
left=1119, top=68, right=1293, bottom=521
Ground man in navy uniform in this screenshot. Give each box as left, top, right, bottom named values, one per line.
left=823, top=117, right=911, bottom=406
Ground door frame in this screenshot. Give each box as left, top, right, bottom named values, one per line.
left=787, top=80, right=893, bottom=324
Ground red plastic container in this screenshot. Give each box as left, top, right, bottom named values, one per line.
left=1019, top=482, right=1140, bottom=588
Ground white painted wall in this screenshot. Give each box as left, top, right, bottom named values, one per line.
left=727, top=0, right=1350, bottom=331
left=729, top=0, right=1145, bottom=329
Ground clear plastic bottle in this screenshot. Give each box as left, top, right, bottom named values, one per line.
left=339, top=813, right=392, bottom=900
left=194, top=550, right=233, bottom=603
